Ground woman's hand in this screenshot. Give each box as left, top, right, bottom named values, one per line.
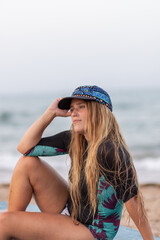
left=125, top=196, right=154, bottom=240
left=47, top=98, right=71, bottom=118
left=17, top=98, right=71, bottom=154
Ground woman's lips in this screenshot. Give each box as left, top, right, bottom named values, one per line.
left=73, top=120, right=81, bottom=124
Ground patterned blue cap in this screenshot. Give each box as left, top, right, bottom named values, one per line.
left=58, top=85, right=112, bottom=112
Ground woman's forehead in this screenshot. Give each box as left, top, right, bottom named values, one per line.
left=70, top=98, right=86, bottom=106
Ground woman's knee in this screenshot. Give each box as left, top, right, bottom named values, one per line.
left=0, top=212, right=13, bottom=234
left=15, top=156, right=41, bottom=175
left=14, top=156, right=60, bottom=189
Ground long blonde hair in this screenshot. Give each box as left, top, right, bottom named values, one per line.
left=69, top=100, right=144, bottom=222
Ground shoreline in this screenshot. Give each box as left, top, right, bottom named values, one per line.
left=0, top=183, right=160, bottom=237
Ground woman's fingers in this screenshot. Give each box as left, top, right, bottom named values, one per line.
left=48, top=99, right=71, bottom=117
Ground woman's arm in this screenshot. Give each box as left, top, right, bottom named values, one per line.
left=125, top=196, right=154, bottom=240
left=17, top=98, right=71, bottom=154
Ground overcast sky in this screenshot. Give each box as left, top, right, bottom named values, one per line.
left=0, top=0, right=160, bottom=94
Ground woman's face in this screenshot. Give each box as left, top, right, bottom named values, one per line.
left=70, top=99, right=88, bottom=138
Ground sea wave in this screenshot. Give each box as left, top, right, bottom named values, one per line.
left=0, top=112, right=13, bottom=122
left=0, top=153, right=70, bottom=184
left=134, top=157, right=160, bottom=170
left=0, top=153, right=159, bottom=184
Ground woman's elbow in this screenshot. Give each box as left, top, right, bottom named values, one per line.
left=17, top=144, right=26, bottom=155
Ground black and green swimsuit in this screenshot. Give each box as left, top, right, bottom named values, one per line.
left=25, top=131, right=137, bottom=240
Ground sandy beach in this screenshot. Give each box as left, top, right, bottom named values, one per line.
left=121, top=184, right=160, bottom=238
left=0, top=183, right=159, bottom=238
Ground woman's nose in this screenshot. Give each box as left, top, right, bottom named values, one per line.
left=71, top=108, right=79, bottom=116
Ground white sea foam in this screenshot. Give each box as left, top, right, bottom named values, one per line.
left=0, top=153, right=159, bottom=184
left=134, top=157, right=160, bottom=171
left=134, top=158, right=160, bottom=184
left=0, top=153, right=70, bottom=184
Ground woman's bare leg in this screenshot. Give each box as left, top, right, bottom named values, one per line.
left=8, top=156, right=69, bottom=213
left=0, top=211, right=94, bottom=240
left=0, top=156, right=94, bottom=239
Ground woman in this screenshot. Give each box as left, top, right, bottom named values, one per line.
left=0, top=85, right=154, bottom=240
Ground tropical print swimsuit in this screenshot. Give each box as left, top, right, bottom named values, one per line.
left=25, top=131, right=137, bottom=240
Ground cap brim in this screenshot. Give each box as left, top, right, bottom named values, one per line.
left=58, top=96, right=92, bottom=110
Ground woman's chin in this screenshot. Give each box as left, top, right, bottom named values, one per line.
left=73, top=128, right=84, bottom=135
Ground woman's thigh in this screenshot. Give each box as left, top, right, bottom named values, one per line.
left=9, top=156, right=69, bottom=213
left=29, top=157, right=69, bottom=213
left=0, top=211, right=94, bottom=240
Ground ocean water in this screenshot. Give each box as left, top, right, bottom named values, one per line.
left=0, top=88, right=160, bottom=184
